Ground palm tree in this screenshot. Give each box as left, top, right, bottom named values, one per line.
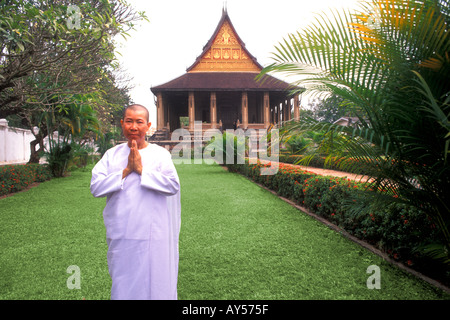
left=60, top=98, right=101, bottom=145
left=259, top=0, right=450, bottom=263
left=44, top=96, right=101, bottom=176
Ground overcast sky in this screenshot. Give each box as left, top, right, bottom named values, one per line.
left=115, top=0, right=360, bottom=126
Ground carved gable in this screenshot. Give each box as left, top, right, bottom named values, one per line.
left=188, top=18, right=262, bottom=73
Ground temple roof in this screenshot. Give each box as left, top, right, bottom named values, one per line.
left=151, top=9, right=295, bottom=94
left=151, top=72, right=294, bottom=92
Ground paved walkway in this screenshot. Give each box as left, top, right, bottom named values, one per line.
left=284, top=163, right=371, bottom=182
left=0, top=161, right=28, bottom=166
left=257, top=159, right=372, bottom=183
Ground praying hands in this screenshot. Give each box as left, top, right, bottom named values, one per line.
left=123, top=140, right=143, bottom=179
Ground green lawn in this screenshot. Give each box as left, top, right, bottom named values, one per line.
left=0, top=167, right=110, bottom=300
left=0, top=163, right=448, bottom=300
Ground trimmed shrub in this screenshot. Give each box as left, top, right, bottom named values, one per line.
left=228, top=160, right=445, bottom=280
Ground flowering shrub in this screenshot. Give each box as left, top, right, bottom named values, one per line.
left=0, top=164, right=52, bottom=196
left=227, top=160, right=442, bottom=270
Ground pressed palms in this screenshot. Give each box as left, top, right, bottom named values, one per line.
left=259, top=0, right=450, bottom=263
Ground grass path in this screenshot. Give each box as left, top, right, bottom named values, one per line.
left=0, top=163, right=448, bottom=300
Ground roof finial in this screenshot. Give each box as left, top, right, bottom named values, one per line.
left=223, top=0, right=227, bottom=13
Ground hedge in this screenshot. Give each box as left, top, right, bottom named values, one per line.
left=226, top=160, right=448, bottom=283
left=0, top=163, right=52, bottom=196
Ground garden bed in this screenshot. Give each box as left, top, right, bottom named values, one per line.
left=0, top=163, right=52, bottom=197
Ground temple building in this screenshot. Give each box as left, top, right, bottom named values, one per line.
left=150, top=8, right=301, bottom=135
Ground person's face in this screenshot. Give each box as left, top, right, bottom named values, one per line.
left=121, top=108, right=151, bottom=148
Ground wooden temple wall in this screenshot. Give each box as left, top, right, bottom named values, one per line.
left=155, top=91, right=300, bottom=133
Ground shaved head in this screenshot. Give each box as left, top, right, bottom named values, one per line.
left=123, top=104, right=149, bottom=123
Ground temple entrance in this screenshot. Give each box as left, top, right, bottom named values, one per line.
left=219, top=106, right=237, bottom=130
left=218, top=91, right=240, bottom=130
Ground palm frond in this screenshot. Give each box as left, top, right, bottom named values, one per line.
left=262, top=0, right=450, bottom=256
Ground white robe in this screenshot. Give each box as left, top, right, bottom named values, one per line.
left=90, top=143, right=181, bottom=300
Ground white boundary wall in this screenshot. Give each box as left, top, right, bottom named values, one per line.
left=0, top=118, right=53, bottom=165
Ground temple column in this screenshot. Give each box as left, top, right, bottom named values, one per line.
left=263, top=92, right=270, bottom=129
left=188, top=91, right=195, bottom=130
left=210, top=92, right=217, bottom=129
left=277, top=103, right=281, bottom=125
left=286, top=99, right=291, bottom=121
left=271, top=107, right=274, bottom=124
left=156, top=92, right=165, bottom=130
left=290, top=99, right=293, bottom=120
left=293, top=94, right=300, bottom=121
left=241, top=91, right=248, bottom=130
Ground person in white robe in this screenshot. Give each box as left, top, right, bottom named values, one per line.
left=90, top=104, right=181, bottom=300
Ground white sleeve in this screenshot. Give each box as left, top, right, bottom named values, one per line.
left=90, top=151, right=124, bottom=198
left=140, top=149, right=180, bottom=196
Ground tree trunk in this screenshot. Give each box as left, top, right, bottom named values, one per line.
left=28, top=124, right=47, bottom=164
left=28, top=138, right=44, bottom=164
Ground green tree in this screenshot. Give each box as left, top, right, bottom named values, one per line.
left=306, top=94, right=351, bottom=123
left=1, top=0, right=124, bottom=113
left=0, top=0, right=145, bottom=163
left=260, top=0, right=450, bottom=263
